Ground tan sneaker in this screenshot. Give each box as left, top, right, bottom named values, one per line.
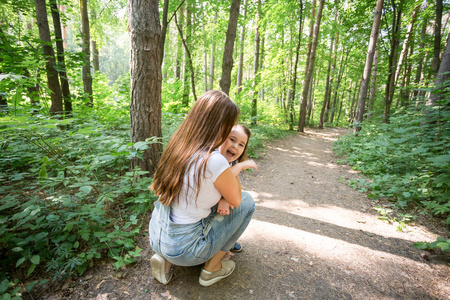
left=199, top=260, right=235, bottom=286
left=150, top=254, right=173, bottom=285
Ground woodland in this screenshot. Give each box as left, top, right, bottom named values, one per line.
left=0, top=0, right=449, bottom=298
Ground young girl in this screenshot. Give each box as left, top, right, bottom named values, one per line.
left=149, top=91, right=255, bottom=287
left=217, top=124, right=257, bottom=216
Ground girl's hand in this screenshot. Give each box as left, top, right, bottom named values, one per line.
left=238, top=160, right=257, bottom=172
left=217, top=198, right=234, bottom=215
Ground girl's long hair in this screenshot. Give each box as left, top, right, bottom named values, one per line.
left=236, top=124, right=251, bottom=163
left=151, top=90, right=240, bottom=206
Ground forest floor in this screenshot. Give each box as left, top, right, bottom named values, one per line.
left=40, top=127, right=449, bottom=300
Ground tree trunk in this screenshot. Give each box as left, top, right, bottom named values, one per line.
left=49, top=0, right=71, bottom=115
left=298, top=0, right=324, bottom=132
left=432, top=0, right=443, bottom=77
left=428, top=31, right=450, bottom=106
left=203, top=24, right=208, bottom=93
left=91, top=40, right=100, bottom=73
left=394, top=4, right=419, bottom=85
left=236, top=0, right=247, bottom=97
left=182, top=3, right=190, bottom=105
left=220, top=0, right=241, bottom=95
left=413, top=14, right=428, bottom=99
left=330, top=50, right=348, bottom=123
left=367, top=49, right=379, bottom=119
left=175, top=8, right=197, bottom=102
left=289, top=0, right=304, bottom=130
left=382, top=1, right=402, bottom=123
left=354, top=0, right=383, bottom=133
left=319, top=33, right=335, bottom=129
left=251, top=0, right=261, bottom=125
left=159, top=0, right=169, bottom=66
left=80, top=0, right=93, bottom=106
left=128, top=0, right=162, bottom=176
left=209, top=12, right=217, bottom=90
left=34, top=0, right=63, bottom=115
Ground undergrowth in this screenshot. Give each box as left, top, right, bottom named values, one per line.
left=334, top=99, right=450, bottom=254
left=0, top=106, right=290, bottom=298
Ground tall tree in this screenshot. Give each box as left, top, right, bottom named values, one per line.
left=50, top=0, right=72, bottom=115
left=382, top=0, right=403, bottom=123
left=298, top=0, right=324, bottom=132
left=34, top=0, right=63, bottom=115
left=251, top=0, right=261, bottom=125
left=354, top=0, right=384, bottom=133
left=289, top=0, right=304, bottom=130
left=220, top=0, right=241, bottom=95
left=432, top=0, right=443, bottom=77
left=80, top=0, right=93, bottom=106
left=209, top=12, right=217, bottom=90
left=428, top=31, right=450, bottom=106
left=236, top=0, right=247, bottom=97
left=128, top=0, right=162, bottom=176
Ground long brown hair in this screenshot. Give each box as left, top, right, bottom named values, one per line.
left=151, top=90, right=240, bottom=206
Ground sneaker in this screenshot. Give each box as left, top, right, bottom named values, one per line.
left=230, top=242, right=242, bottom=253
left=150, top=253, right=173, bottom=285
left=199, top=260, right=235, bottom=287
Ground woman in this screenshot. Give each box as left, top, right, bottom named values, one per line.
left=149, top=90, right=255, bottom=287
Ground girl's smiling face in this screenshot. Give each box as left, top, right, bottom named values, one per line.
left=219, top=125, right=249, bottom=163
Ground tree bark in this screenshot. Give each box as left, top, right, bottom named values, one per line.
left=236, top=0, right=247, bottom=97
left=367, top=49, right=379, bottom=119
left=298, top=0, right=324, bottom=132
left=428, top=31, right=450, bottom=106
left=220, top=0, right=241, bottom=95
left=80, top=0, right=93, bottom=106
left=319, top=32, right=335, bottom=129
left=432, top=0, right=443, bottom=77
left=175, top=9, right=197, bottom=102
left=413, top=14, right=428, bottom=99
left=34, top=0, right=63, bottom=115
left=128, top=0, right=162, bottom=176
left=159, top=0, right=169, bottom=66
left=394, top=4, right=419, bottom=85
left=251, top=0, right=261, bottom=125
left=49, top=0, right=71, bottom=115
left=354, top=0, right=384, bottom=133
left=209, top=12, right=217, bottom=90
left=382, top=1, right=402, bottom=123
left=289, top=0, right=304, bottom=130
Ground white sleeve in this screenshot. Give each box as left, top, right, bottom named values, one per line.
left=207, top=151, right=230, bottom=183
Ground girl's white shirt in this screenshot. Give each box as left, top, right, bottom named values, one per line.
left=170, top=150, right=229, bottom=224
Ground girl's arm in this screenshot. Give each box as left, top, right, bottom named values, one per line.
left=214, top=168, right=241, bottom=207
left=230, top=160, right=257, bottom=177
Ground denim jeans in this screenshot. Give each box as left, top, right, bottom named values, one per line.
left=149, top=191, right=255, bottom=267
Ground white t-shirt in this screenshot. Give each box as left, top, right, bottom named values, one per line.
left=170, top=150, right=229, bottom=224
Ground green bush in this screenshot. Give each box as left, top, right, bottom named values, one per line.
left=334, top=100, right=450, bottom=224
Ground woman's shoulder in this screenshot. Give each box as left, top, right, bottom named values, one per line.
left=207, top=150, right=229, bottom=172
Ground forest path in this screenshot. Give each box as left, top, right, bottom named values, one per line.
left=56, top=127, right=449, bottom=300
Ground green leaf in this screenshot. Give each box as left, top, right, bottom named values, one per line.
left=11, top=247, right=23, bottom=252
left=16, top=257, right=26, bottom=267
left=27, top=263, right=36, bottom=276
left=30, top=255, right=40, bottom=265
left=402, top=192, right=411, bottom=197
left=94, top=231, right=106, bottom=238
left=0, top=279, right=9, bottom=294
left=79, top=186, right=93, bottom=194
left=26, top=280, right=39, bottom=292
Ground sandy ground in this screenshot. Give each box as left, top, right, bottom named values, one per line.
left=40, top=127, right=449, bottom=300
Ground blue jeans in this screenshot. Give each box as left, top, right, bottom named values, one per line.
left=149, top=191, right=255, bottom=267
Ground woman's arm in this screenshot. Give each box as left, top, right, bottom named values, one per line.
left=214, top=168, right=241, bottom=207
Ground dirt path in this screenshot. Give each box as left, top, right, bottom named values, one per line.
left=47, top=128, right=449, bottom=300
